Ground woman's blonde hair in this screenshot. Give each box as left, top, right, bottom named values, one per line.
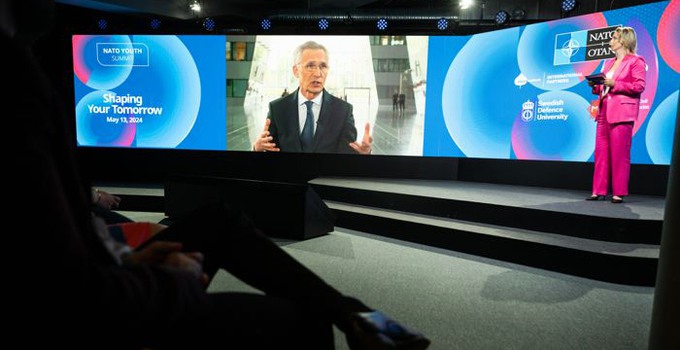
left=615, top=26, right=637, bottom=53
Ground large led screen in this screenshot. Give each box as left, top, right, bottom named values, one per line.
left=73, top=35, right=227, bottom=150
left=424, top=1, right=678, bottom=164
left=72, top=1, right=678, bottom=164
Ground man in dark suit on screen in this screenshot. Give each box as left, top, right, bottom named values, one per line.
left=253, top=41, right=372, bottom=154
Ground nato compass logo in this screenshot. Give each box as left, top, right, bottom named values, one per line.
left=554, top=25, right=620, bottom=66
left=521, top=100, right=535, bottom=122
left=561, top=39, right=581, bottom=59
left=554, top=33, right=586, bottom=65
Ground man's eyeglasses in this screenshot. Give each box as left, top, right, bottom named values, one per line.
left=298, top=62, right=329, bottom=73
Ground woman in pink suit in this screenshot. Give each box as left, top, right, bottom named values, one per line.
left=587, top=26, right=646, bottom=203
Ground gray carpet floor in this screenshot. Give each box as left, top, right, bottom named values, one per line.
left=122, top=211, right=654, bottom=350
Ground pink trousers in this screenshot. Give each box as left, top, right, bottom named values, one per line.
left=592, top=110, right=634, bottom=197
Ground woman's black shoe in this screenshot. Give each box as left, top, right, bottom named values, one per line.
left=586, top=195, right=605, bottom=201
left=611, top=197, right=624, bottom=203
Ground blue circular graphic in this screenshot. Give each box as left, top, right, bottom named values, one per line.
left=442, top=28, right=522, bottom=158
left=126, top=35, right=201, bottom=148
left=646, top=90, right=679, bottom=165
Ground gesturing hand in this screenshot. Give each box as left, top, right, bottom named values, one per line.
left=253, top=119, right=280, bottom=152
left=349, top=122, right=373, bottom=155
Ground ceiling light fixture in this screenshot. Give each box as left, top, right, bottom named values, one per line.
left=260, top=18, right=272, bottom=31
left=437, top=18, right=449, bottom=31
left=203, top=17, right=215, bottom=31
left=376, top=18, right=388, bottom=31
left=97, top=18, right=107, bottom=30
left=318, top=18, right=330, bottom=30
left=189, top=0, right=201, bottom=13
left=512, top=8, right=526, bottom=20
left=459, top=0, right=474, bottom=10
left=150, top=18, right=161, bottom=30
left=495, top=10, right=509, bottom=25
left=561, top=0, right=577, bottom=12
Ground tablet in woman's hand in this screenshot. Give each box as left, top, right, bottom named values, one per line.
left=586, top=73, right=606, bottom=84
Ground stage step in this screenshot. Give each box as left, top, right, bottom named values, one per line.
left=310, top=177, right=664, bottom=245
left=326, top=201, right=659, bottom=286
left=310, top=177, right=665, bottom=286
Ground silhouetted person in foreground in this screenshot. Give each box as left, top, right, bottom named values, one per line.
left=6, top=1, right=429, bottom=349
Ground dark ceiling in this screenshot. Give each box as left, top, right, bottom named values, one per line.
left=54, top=0, right=493, bottom=20
left=55, top=0, right=654, bottom=22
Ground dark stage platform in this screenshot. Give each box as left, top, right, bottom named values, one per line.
left=102, top=176, right=666, bottom=286
left=309, top=177, right=664, bottom=286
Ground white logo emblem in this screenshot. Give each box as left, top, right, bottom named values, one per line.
left=521, top=100, right=535, bottom=122
left=514, top=73, right=528, bottom=87
left=560, top=39, right=580, bottom=58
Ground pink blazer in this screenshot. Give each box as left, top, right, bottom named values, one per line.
left=592, top=54, right=646, bottom=124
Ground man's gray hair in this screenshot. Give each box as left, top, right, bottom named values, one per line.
left=293, top=41, right=328, bottom=64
